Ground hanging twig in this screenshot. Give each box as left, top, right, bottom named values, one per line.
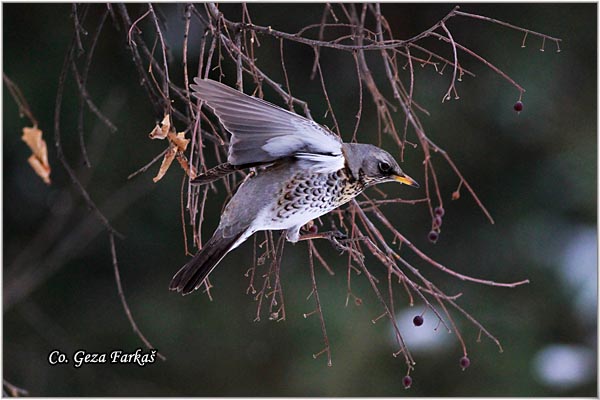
left=109, top=233, right=166, bottom=361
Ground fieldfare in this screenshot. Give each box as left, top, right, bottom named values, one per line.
left=170, top=78, right=419, bottom=295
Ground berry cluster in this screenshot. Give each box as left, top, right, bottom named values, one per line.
left=428, top=206, right=445, bottom=244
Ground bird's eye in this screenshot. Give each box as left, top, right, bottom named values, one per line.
left=378, top=161, right=391, bottom=173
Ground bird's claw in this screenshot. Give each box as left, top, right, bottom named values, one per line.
left=325, top=232, right=363, bottom=262
left=328, top=230, right=347, bottom=240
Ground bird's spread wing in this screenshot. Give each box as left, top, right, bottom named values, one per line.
left=190, top=78, right=344, bottom=172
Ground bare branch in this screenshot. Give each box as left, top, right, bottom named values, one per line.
left=109, top=233, right=166, bottom=361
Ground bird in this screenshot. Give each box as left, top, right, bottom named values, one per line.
left=169, top=78, right=419, bottom=295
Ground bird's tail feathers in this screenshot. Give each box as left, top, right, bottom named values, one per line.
left=169, top=229, right=246, bottom=295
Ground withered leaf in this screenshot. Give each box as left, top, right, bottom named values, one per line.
left=148, top=114, right=171, bottom=140
left=21, top=125, right=51, bottom=185
left=150, top=117, right=196, bottom=182
left=27, top=155, right=51, bottom=185
left=153, top=146, right=177, bottom=183
left=168, top=131, right=190, bottom=152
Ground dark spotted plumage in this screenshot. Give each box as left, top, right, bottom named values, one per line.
left=273, top=168, right=364, bottom=222
left=169, top=79, right=419, bottom=295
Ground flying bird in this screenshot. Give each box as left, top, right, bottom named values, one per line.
left=170, top=78, right=419, bottom=295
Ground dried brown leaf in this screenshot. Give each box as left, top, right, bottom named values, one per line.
left=21, top=125, right=51, bottom=184
left=168, top=131, right=190, bottom=152
left=148, top=114, right=171, bottom=140
left=27, top=155, right=51, bottom=184
left=153, top=146, right=177, bottom=183
left=150, top=117, right=196, bottom=181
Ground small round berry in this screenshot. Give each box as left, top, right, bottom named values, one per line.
left=459, top=356, right=471, bottom=370
left=513, top=101, right=523, bottom=112
left=308, top=224, right=318, bottom=234
left=434, top=206, right=445, bottom=217
left=434, top=216, right=443, bottom=228
left=402, top=375, right=412, bottom=389
left=428, top=230, right=439, bottom=243
left=413, top=315, right=424, bottom=327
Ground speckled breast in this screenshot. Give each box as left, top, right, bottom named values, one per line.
left=271, top=168, right=364, bottom=222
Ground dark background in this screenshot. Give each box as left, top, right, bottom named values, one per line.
left=3, top=3, right=597, bottom=396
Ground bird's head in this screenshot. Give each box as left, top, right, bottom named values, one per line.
left=342, top=143, right=419, bottom=188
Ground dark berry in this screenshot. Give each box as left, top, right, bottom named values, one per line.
left=434, top=215, right=443, bottom=228
left=459, top=356, right=471, bottom=370
left=513, top=101, right=523, bottom=112
left=402, top=375, right=412, bottom=389
left=434, top=206, right=445, bottom=217
left=309, top=224, right=318, bottom=234
left=428, top=230, right=439, bottom=243
left=413, top=315, right=424, bottom=327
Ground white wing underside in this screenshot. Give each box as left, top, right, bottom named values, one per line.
left=190, top=78, right=344, bottom=173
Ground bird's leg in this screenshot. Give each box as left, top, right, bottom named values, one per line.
left=299, top=219, right=367, bottom=264
left=298, top=230, right=362, bottom=257
left=298, top=230, right=347, bottom=242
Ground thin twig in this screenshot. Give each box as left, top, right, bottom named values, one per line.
left=3, top=74, right=38, bottom=126
left=308, top=241, right=332, bottom=367
left=53, top=34, right=122, bottom=238
left=109, top=233, right=166, bottom=361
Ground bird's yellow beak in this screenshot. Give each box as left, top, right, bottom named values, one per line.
left=393, top=173, right=420, bottom=188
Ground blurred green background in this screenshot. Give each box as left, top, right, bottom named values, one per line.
left=3, top=3, right=596, bottom=396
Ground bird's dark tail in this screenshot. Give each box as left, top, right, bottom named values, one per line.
left=169, top=230, right=245, bottom=295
